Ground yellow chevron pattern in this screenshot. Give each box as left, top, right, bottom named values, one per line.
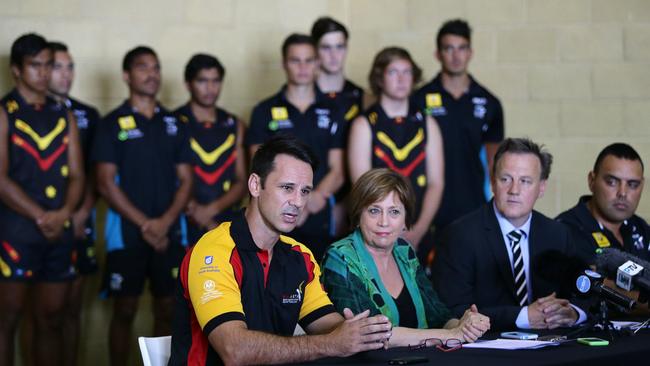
left=190, top=133, right=235, bottom=165
left=376, top=128, right=424, bottom=161
left=15, top=118, right=66, bottom=151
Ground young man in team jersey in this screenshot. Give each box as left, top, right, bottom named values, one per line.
left=47, top=41, right=100, bottom=365
left=0, top=33, right=83, bottom=366
left=175, top=54, right=246, bottom=245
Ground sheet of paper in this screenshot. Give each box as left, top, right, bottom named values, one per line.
left=463, top=338, right=560, bottom=350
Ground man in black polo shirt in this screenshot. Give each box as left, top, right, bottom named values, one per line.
left=412, top=19, right=504, bottom=236
left=47, top=41, right=100, bottom=365
left=557, top=143, right=648, bottom=265
left=169, top=136, right=391, bottom=365
left=0, top=33, right=84, bottom=366
left=311, top=16, right=364, bottom=237
left=93, top=46, right=192, bottom=366
left=246, top=34, right=345, bottom=260
left=311, top=16, right=364, bottom=124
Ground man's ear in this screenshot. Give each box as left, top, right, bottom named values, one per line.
left=587, top=171, right=596, bottom=194
left=248, top=173, right=261, bottom=198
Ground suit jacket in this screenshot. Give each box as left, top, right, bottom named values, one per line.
left=432, top=202, right=578, bottom=330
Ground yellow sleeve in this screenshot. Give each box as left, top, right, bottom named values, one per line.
left=188, top=223, right=244, bottom=330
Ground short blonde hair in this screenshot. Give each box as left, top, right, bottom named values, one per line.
left=348, top=169, right=416, bottom=229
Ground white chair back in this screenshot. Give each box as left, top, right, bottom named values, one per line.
left=138, top=335, right=172, bottom=366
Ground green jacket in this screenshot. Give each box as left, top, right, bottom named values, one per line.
left=321, top=229, right=452, bottom=328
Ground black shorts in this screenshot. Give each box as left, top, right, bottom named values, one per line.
left=73, top=238, right=98, bottom=275
left=101, top=242, right=186, bottom=297
left=0, top=238, right=75, bottom=282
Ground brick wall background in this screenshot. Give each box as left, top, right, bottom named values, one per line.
left=1, top=1, right=649, bottom=364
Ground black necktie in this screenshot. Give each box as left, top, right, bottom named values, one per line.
left=507, top=229, right=528, bottom=306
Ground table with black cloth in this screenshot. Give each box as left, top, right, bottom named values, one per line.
left=291, top=328, right=650, bottom=366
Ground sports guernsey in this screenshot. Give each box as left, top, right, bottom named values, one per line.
left=0, top=89, right=74, bottom=280
left=175, top=104, right=240, bottom=244
left=364, top=103, right=428, bottom=217
left=168, top=213, right=335, bottom=365
left=412, top=74, right=504, bottom=229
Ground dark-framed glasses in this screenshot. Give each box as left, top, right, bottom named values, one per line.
left=408, top=338, right=462, bottom=352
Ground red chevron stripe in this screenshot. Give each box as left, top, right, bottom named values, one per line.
left=374, top=147, right=425, bottom=177
left=193, top=151, right=237, bottom=185
left=11, top=134, right=68, bottom=171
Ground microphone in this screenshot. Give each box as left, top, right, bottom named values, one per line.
left=595, top=248, right=650, bottom=300
left=575, top=269, right=636, bottom=311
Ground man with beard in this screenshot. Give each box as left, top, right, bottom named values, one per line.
left=557, top=143, right=648, bottom=265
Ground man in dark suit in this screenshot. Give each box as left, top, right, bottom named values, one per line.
left=433, top=138, right=587, bottom=330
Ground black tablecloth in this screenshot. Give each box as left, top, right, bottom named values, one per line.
left=294, top=328, right=650, bottom=366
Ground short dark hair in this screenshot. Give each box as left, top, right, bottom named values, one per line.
left=493, top=138, right=553, bottom=180
left=311, top=16, right=349, bottom=43
left=48, top=41, right=68, bottom=53
left=368, top=47, right=422, bottom=96
left=122, top=46, right=157, bottom=71
left=348, top=169, right=416, bottom=230
left=593, top=143, right=644, bottom=174
left=10, top=33, right=50, bottom=67
left=282, top=33, right=315, bottom=60
left=437, top=19, right=472, bottom=50
left=184, top=53, right=225, bottom=82
left=251, top=135, right=318, bottom=188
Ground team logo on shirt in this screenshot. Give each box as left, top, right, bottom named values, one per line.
left=73, top=109, right=89, bottom=129
left=205, top=256, right=213, bottom=265
left=591, top=232, right=611, bottom=248
left=200, top=279, right=224, bottom=304
left=315, top=108, right=331, bottom=129
left=472, top=97, right=487, bottom=119
left=271, top=107, right=288, bottom=121
left=632, top=230, right=645, bottom=251
left=425, top=93, right=446, bottom=116
left=282, top=281, right=304, bottom=304
left=164, top=116, right=179, bottom=136
left=118, top=116, right=137, bottom=130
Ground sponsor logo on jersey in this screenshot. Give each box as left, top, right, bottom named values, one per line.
left=200, top=279, right=224, bottom=304
left=592, top=232, right=611, bottom=248
left=282, top=281, right=304, bottom=304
